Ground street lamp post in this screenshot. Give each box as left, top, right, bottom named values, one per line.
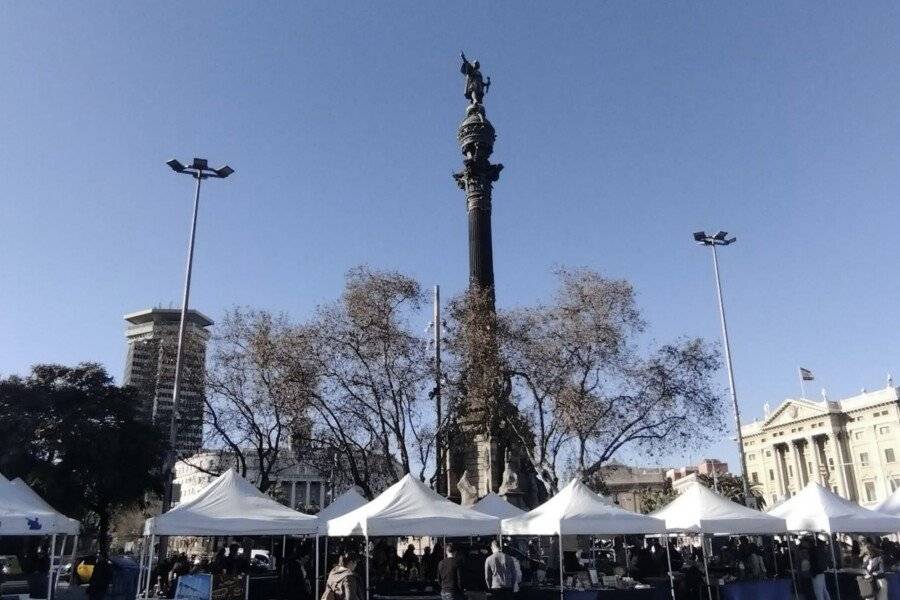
left=160, top=158, right=233, bottom=524
left=693, top=230, right=752, bottom=505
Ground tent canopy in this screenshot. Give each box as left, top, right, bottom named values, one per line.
left=144, top=469, right=318, bottom=536
left=875, top=486, right=900, bottom=517
left=473, top=493, right=526, bottom=519
left=10, top=478, right=80, bottom=535
left=767, top=482, right=900, bottom=533
left=501, top=479, right=665, bottom=536
left=316, top=487, right=368, bottom=533
left=326, top=474, right=499, bottom=537
left=0, top=476, right=79, bottom=536
left=651, top=482, right=786, bottom=535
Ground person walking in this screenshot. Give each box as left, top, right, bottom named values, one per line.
left=438, top=543, right=465, bottom=600
left=325, top=553, right=363, bottom=600
left=809, top=537, right=832, bottom=600
left=484, top=541, right=519, bottom=600
left=861, top=542, right=887, bottom=600
left=87, top=553, right=113, bottom=600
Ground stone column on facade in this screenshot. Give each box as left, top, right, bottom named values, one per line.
left=790, top=441, right=805, bottom=492
left=809, top=436, right=823, bottom=485
left=304, top=481, right=311, bottom=508
left=773, top=445, right=787, bottom=499
left=830, top=433, right=850, bottom=499
left=290, top=481, right=297, bottom=509
left=319, top=482, right=326, bottom=508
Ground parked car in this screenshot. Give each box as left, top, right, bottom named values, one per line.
left=0, top=555, right=23, bottom=578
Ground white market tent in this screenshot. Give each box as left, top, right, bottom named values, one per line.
left=1, top=475, right=80, bottom=598
left=650, top=482, right=787, bottom=535
left=316, top=487, right=368, bottom=532
left=501, top=479, right=669, bottom=600
left=325, top=474, right=499, bottom=537
left=10, top=478, right=80, bottom=535
left=144, top=469, right=319, bottom=536
left=0, top=475, right=79, bottom=536
left=767, top=482, right=900, bottom=534
left=472, top=493, right=525, bottom=519
left=874, top=486, right=900, bottom=517
left=501, top=478, right=665, bottom=536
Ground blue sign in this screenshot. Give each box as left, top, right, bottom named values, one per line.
left=175, top=574, right=213, bottom=600
left=26, top=517, right=42, bottom=531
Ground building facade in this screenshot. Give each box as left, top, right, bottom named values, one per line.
left=173, top=450, right=330, bottom=513
left=591, top=459, right=728, bottom=512
left=124, top=308, right=213, bottom=457
left=741, top=385, right=900, bottom=508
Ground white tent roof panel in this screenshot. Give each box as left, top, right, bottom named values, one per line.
left=326, top=475, right=499, bottom=537
left=144, top=470, right=318, bottom=536
left=501, top=479, right=665, bottom=536
left=651, top=482, right=786, bottom=535
left=768, top=483, right=900, bottom=534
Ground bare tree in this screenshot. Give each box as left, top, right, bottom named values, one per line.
left=504, top=268, right=725, bottom=495
left=193, top=309, right=308, bottom=493
left=282, top=266, right=432, bottom=498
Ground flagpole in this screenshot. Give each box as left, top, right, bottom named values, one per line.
left=799, top=368, right=807, bottom=399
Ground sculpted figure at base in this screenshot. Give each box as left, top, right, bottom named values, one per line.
left=457, top=470, right=479, bottom=505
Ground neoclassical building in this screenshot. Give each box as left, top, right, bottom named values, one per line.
left=741, top=384, right=900, bottom=507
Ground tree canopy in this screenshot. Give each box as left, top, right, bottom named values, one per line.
left=0, top=364, right=165, bottom=553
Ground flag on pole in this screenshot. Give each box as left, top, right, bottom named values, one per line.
left=799, top=367, right=815, bottom=381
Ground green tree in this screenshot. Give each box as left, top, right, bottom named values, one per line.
left=696, top=473, right=766, bottom=509
left=0, top=363, right=165, bottom=553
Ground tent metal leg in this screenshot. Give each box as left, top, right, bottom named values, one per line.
left=558, top=534, right=564, bottom=600
left=136, top=538, right=147, bottom=598
left=785, top=534, right=799, bottom=600
left=315, top=536, right=320, bottom=600
left=70, top=535, right=79, bottom=590
left=365, top=535, right=370, bottom=600
left=47, top=534, right=57, bottom=600
left=701, top=534, right=713, bottom=600
left=663, top=536, right=676, bottom=600
left=145, top=535, right=156, bottom=599
left=829, top=533, right=843, bottom=600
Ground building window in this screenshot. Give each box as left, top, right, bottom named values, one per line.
left=865, top=481, right=877, bottom=502
left=860, top=452, right=870, bottom=467
left=766, top=451, right=772, bottom=457
left=769, top=469, right=775, bottom=481
left=880, top=426, right=891, bottom=435
left=747, top=453, right=756, bottom=461
left=886, top=449, right=896, bottom=464
left=788, top=465, right=794, bottom=477
left=855, top=431, right=864, bottom=440
left=891, top=478, right=900, bottom=492
left=828, top=457, right=834, bottom=466
left=752, top=472, right=759, bottom=483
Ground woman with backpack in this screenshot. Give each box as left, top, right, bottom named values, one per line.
left=324, top=553, right=362, bottom=600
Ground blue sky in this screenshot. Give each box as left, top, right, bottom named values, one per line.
left=2, top=3, right=900, bottom=469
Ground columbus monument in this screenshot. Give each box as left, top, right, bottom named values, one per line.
left=447, top=53, right=535, bottom=508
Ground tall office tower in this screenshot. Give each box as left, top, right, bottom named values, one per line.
left=123, top=308, right=213, bottom=458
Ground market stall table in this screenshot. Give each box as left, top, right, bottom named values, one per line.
left=718, top=578, right=792, bottom=600
left=519, top=585, right=670, bottom=600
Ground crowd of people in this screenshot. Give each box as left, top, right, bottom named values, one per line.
left=131, top=533, right=900, bottom=600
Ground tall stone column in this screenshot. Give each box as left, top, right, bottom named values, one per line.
left=791, top=442, right=805, bottom=492
left=830, top=433, right=850, bottom=498
left=448, top=54, right=532, bottom=507
left=773, top=445, right=787, bottom=500
left=809, top=436, right=823, bottom=485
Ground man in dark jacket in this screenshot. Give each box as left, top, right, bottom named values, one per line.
left=437, top=544, right=464, bottom=600
left=87, top=553, right=113, bottom=600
